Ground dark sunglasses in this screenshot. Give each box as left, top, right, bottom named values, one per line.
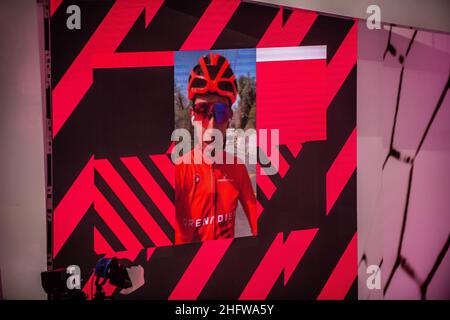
left=192, top=102, right=231, bottom=125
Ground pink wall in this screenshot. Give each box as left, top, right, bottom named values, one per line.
left=357, top=21, right=450, bottom=299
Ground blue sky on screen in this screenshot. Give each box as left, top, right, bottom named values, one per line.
left=174, top=48, right=256, bottom=108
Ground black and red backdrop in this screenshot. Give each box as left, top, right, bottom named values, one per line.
left=46, top=0, right=357, bottom=299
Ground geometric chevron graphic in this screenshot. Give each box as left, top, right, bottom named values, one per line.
left=47, top=0, right=357, bottom=300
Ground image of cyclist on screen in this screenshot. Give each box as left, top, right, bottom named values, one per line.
left=174, top=53, right=257, bottom=245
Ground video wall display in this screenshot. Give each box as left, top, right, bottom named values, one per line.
left=47, top=0, right=357, bottom=299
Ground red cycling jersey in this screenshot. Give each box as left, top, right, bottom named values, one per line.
left=175, top=149, right=257, bottom=244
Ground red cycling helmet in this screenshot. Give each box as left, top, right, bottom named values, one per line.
left=188, top=53, right=238, bottom=105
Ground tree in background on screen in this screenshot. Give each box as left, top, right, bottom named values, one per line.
left=231, top=74, right=256, bottom=130
left=174, top=84, right=192, bottom=132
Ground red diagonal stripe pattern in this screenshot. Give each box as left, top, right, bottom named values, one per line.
left=326, top=128, right=356, bottom=214
left=94, top=227, right=115, bottom=254
left=54, top=157, right=94, bottom=257
left=168, top=239, right=233, bottom=300
left=180, top=0, right=240, bottom=51
left=94, top=227, right=145, bottom=259
left=257, top=166, right=276, bottom=200
left=95, top=158, right=171, bottom=247
left=150, top=155, right=175, bottom=188
left=257, top=8, right=317, bottom=48
left=94, top=187, right=143, bottom=252
left=286, top=143, right=303, bottom=159
left=256, top=201, right=264, bottom=218
left=121, top=156, right=175, bottom=228
left=50, top=0, right=62, bottom=17
left=325, top=22, right=357, bottom=110
left=277, top=151, right=290, bottom=178
left=317, top=232, right=358, bottom=300
left=52, top=0, right=164, bottom=137
left=240, top=229, right=318, bottom=300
